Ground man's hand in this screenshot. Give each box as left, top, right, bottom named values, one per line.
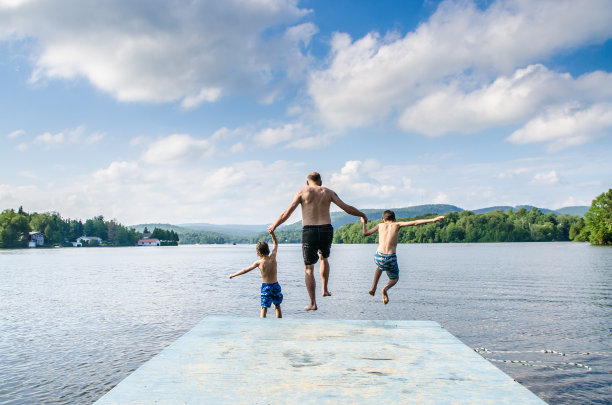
left=267, top=224, right=276, bottom=233
left=361, top=216, right=367, bottom=224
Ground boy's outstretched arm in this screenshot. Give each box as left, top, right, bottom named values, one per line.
left=229, top=261, right=259, bottom=279
left=398, top=215, right=445, bottom=228
left=269, top=230, right=278, bottom=256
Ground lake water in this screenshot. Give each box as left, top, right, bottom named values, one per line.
left=0, top=243, right=610, bottom=404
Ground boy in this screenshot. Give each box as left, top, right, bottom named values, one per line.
left=362, top=210, right=444, bottom=304
left=229, top=231, right=282, bottom=318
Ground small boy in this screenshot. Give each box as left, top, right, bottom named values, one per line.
left=362, top=210, right=444, bottom=304
left=229, top=231, right=282, bottom=318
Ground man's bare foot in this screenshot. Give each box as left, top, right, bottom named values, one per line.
left=368, top=289, right=375, bottom=296
left=382, top=289, right=389, bottom=304
left=304, top=304, right=318, bottom=311
left=323, top=290, right=332, bottom=296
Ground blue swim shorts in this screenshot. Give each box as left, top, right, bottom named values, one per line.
left=261, top=282, right=283, bottom=308
left=374, top=252, right=399, bottom=279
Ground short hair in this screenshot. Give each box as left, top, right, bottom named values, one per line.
left=307, top=172, right=322, bottom=184
left=256, top=241, right=270, bottom=256
left=382, top=210, right=396, bottom=221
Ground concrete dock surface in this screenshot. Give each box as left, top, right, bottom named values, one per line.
left=94, top=316, right=546, bottom=404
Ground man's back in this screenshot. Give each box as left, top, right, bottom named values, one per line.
left=299, top=186, right=333, bottom=226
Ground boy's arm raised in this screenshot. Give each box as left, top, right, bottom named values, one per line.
left=229, top=261, right=259, bottom=279
left=270, top=230, right=278, bottom=257
left=398, top=215, right=445, bottom=227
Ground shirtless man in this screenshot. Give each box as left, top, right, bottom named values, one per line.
left=268, top=172, right=367, bottom=311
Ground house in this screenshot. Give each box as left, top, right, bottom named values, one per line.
left=138, top=238, right=161, bottom=246
left=71, top=241, right=83, bottom=247
left=29, top=232, right=45, bottom=248
left=77, top=236, right=103, bottom=245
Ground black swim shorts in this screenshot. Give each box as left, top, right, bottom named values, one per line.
left=302, top=224, right=334, bottom=265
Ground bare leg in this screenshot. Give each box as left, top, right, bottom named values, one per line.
left=275, top=304, right=282, bottom=318
left=320, top=256, right=331, bottom=296
left=369, top=268, right=383, bottom=296
left=381, top=277, right=399, bottom=305
left=304, top=265, right=317, bottom=311
left=261, top=307, right=267, bottom=318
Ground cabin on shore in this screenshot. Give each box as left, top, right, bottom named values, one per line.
left=28, top=232, right=44, bottom=248
left=77, top=236, right=103, bottom=245
left=137, top=238, right=161, bottom=246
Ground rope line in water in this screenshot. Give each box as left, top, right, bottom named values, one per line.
left=473, top=348, right=595, bottom=371
left=474, top=348, right=612, bottom=356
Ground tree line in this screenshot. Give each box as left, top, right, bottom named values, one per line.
left=0, top=208, right=140, bottom=248
left=333, top=207, right=588, bottom=244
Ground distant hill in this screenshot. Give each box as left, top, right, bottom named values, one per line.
left=130, top=223, right=194, bottom=233
left=269, top=204, right=463, bottom=234
left=130, top=204, right=589, bottom=244
left=472, top=205, right=588, bottom=217
left=178, top=223, right=268, bottom=237
left=556, top=206, right=589, bottom=217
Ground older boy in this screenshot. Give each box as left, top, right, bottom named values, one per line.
left=362, top=210, right=444, bottom=304
left=229, top=231, right=282, bottom=318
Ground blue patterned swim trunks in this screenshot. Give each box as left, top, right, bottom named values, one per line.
left=261, top=282, right=283, bottom=308
left=374, top=252, right=399, bottom=279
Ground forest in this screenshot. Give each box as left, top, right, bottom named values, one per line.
left=332, top=207, right=588, bottom=244
left=0, top=208, right=141, bottom=248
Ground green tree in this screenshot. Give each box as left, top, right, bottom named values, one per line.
left=584, top=189, right=612, bottom=245
left=0, top=209, right=31, bottom=248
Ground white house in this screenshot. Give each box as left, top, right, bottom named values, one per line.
left=77, top=236, right=103, bottom=245
left=137, top=238, right=161, bottom=246
left=29, top=232, right=45, bottom=248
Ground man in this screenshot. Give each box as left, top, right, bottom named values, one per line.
left=268, top=172, right=367, bottom=311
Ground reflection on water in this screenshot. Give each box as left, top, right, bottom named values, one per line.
left=0, top=243, right=610, bottom=404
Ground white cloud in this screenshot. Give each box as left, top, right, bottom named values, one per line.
left=18, top=125, right=102, bottom=149
left=498, top=167, right=530, bottom=179
left=180, top=87, right=222, bottom=110
left=530, top=170, right=560, bottom=185
left=307, top=0, right=612, bottom=132
left=326, top=160, right=424, bottom=209
left=433, top=192, right=449, bottom=204
left=0, top=0, right=313, bottom=107
left=141, top=134, right=213, bottom=164
left=253, top=123, right=305, bottom=147
left=398, top=64, right=577, bottom=135
left=0, top=159, right=308, bottom=224
left=507, top=102, right=612, bottom=150
left=7, top=129, right=25, bottom=138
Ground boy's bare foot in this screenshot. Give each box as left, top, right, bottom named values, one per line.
left=382, top=289, right=389, bottom=305
left=304, top=304, right=318, bottom=311
left=323, top=290, right=332, bottom=296
left=368, top=290, right=375, bottom=296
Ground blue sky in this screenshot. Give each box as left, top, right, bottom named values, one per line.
left=1, top=0, right=611, bottom=225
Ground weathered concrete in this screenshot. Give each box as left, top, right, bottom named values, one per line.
left=95, top=316, right=546, bottom=404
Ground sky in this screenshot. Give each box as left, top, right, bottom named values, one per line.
left=1, top=0, right=612, bottom=225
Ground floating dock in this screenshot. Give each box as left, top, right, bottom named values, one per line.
left=94, top=316, right=546, bottom=404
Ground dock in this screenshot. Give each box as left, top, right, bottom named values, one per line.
left=94, top=316, right=546, bottom=404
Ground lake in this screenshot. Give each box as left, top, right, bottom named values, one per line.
left=0, top=243, right=610, bottom=404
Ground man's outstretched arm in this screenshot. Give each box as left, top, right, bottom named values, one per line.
left=268, top=192, right=301, bottom=232
left=331, top=192, right=367, bottom=220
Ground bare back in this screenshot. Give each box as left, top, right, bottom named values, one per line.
left=258, top=255, right=278, bottom=284
left=377, top=222, right=401, bottom=254
left=298, top=185, right=334, bottom=226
